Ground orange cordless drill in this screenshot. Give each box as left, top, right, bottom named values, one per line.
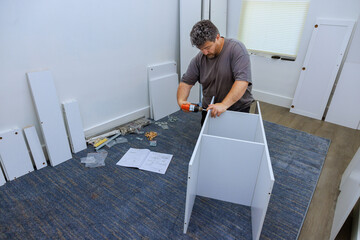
left=181, top=103, right=207, bottom=112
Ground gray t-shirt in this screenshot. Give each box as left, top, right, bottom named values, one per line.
left=181, top=38, right=253, bottom=111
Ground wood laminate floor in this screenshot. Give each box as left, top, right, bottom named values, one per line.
left=254, top=102, right=360, bottom=240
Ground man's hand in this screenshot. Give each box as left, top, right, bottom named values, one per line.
left=206, top=81, right=249, bottom=118
left=207, top=103, right=227, bottom=117
left=178, top=100, right=192, bottom=112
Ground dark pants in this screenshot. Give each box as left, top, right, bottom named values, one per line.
left=201, top=106, right=251, bottom=126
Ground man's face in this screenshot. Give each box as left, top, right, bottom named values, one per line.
left=199, top=34, right=221, bottom=59
left=199, top=41, right=217, bottom=58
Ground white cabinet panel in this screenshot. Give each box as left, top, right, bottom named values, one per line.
left=330, top=147, right=360, bottom=240
left=197, top=134, right=264, bottom=205
left=24, top=126, right=47, bottom=170
left=63, top=100, right=87, bottom=153
left=291, top=19, right=355, bottom=120
left=27, top=70, right=72, bottom=166
left=148, top=62, right=179, bottom=121
left=149, top=74, right=179, bottom=121
left=326, top=62, right=360, bottom=129
left=0, top=129, right=34, bottom=180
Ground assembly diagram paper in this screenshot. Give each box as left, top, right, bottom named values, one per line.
left=116, top=148, right=173, bottom=174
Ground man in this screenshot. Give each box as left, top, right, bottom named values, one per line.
left=177, top=20, right=254, bottom=125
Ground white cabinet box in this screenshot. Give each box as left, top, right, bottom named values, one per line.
left=184, top=102, right=275, bottom=240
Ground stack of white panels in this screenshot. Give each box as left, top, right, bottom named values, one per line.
left=148, top=62, right=179, bottom=121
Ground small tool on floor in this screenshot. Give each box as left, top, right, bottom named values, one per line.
left=181, top=103, right=207, bottom=112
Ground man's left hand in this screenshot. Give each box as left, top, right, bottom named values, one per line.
left=207, top=103, right=227, bottom=118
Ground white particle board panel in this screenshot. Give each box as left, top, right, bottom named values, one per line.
left=148, top=62, right=177, bottom=119
left=27, top=70, right=72, bottom=166
left=330, top=147, right=360, bottom=240
left=251, top=149, right=274, bottom=240
left=340, top=147, right=360, bottom=191
left=291, top=18, right=355, bottom=120
left=0, top=170, right=5, bottom=186
left=254, top=101, right=274, bottom=179
left=330, top=171, right=360, bottom=240
left=63, top=100, right=87, bottom=153
left=149, top=73, right=179, bottom=121
left=180, top=0, right=201, bottom=103
left=23, top=126, right=47, bottom=170
left=205, top=111, right=261, bottom=142
left=325, top=62, right=360, bottom=129
left=0, top=129, right=34, bottom=180
left=197, top=134, right=264, bottom=205
left=346, top=16, right=360, bottom=64
left=251, top=101, right=275, bottom=240
left=183, top=99, right=212, bottom=233
left=210, top=0, right=228, bottom=36
left=183, top=131, right=203, bottom=234
left=148, top=62, right=177, bottom=79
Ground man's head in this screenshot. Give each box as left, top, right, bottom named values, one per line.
left=190, top=20, right=223, bottom=59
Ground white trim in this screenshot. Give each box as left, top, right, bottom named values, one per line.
left=252, top=89, right=292, bottom=108
left=84, top=106, right=150, bottom=138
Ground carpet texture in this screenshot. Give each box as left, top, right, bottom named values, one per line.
left=0, top=111, right=330, bottom=239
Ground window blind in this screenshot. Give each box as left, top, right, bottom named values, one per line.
left=238, top=0, right=309, bottom=58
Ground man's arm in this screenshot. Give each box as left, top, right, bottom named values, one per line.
left=207, top=80, right=248, bottom=117
left=177, top=82, right=193, bottom=109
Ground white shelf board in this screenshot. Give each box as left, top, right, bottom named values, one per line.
left=0, top=129, right=34, bottom=180
left=63, top=100, right=87, bottom=153
left=149, top=73, right=179, bottom=121
left=27, top=70, right=72, bottom=166
left=24, top=126, right=47, bottom=170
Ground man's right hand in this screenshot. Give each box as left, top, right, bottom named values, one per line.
left=178, top=100, right=191, bottom=112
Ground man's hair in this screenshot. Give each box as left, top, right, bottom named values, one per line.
left=190, top=20, right=219, bottom=48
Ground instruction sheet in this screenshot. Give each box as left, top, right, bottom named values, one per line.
left=116, top=148, right=173, bottom=174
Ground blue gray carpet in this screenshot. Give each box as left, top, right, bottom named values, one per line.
left=0, top=111, right=330, bottom=239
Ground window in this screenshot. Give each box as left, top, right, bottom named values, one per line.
left=238, top=0, right=309, bottom=59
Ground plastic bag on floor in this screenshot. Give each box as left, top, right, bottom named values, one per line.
left=82, top=150, right=108, bottom=168
left=116, top=137, right=128, bottom=144
left=81, top=156, right=96, bottom=164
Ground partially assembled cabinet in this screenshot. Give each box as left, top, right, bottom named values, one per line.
left=184, top=101, right=275, bottom=240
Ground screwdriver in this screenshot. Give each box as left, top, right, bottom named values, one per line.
left=181, top=103, right=207, bottom=112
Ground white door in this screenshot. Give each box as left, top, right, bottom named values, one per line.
left=290, top=18, right=355, bottom=120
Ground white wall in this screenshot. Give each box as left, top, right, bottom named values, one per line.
left=0, top=0, right=179, bottom=139
left=227, top=0, right=360, bottom=108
